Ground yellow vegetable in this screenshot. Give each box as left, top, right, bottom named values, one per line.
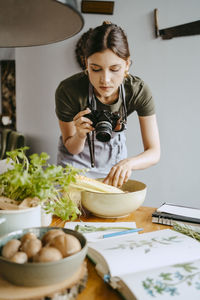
left=69, top=175, right=124, bottom=194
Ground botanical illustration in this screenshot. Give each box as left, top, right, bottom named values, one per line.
left=105, top=235, right=181, bottom=254
left=74, top=224, right=133, bottom=233
left=142, top=262, right=200, bottom=297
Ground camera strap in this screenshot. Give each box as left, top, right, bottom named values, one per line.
left=87, top=83, right=96, bottom=167
left=87, top=132, right=95, bottom=168
left=118, top=83, right=127, bottom=131
left=88, top=83, right=97, bottom=110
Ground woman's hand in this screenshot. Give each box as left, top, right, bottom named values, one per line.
left=59, top=108, right=94, bottom=155
left=103, top=158, right=132, bottom=187
left=73, top=108, right=94, bottom=139
left=104, top=115, right=160, bottom=187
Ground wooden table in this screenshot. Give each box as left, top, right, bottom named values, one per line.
left=51, top=206, right=170, bottom=300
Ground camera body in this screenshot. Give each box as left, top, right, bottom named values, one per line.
left=85, top=110, right=121, bottom=142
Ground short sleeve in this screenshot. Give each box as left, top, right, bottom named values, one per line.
left=55, top=82, right=77, bottom=122
left=126, top=76, right=156, bottom=117
left=55, top=73, right=89, bottom=122
left=135, top=82, right=155, bottom=116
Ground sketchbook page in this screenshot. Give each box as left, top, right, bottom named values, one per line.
left=64, top=222, right=136, bottom=242
left=120, top=258, right=200, bottom=300
left=157, top=203, right=200, bottom=219
left=88, top=229, right=200, bottom=278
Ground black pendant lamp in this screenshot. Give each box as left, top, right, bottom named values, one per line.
left=0, top=0, right=84, bottom=47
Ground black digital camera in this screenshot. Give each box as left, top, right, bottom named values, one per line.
left=85, top=110, right=121, bottom=142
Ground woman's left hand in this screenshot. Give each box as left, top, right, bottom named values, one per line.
left=103, top=158, right=132, bottom=187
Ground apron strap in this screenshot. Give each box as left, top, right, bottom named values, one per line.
left=88, top=83, right=97, bottom=110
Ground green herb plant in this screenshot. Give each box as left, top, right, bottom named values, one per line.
left=173, top=222, right=200, bottom=242
left=0, top=147, right=84, bottom=221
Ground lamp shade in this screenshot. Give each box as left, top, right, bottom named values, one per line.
left=0, top=0, right=84, bottom=47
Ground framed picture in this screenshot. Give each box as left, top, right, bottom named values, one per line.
left=0, top=60, right=16, bottom=129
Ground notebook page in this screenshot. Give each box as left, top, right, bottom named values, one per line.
left=88, top=229, right=200, bottom=277
left=157, top=203, right=200, bottom=219
left=121, top=258, right=200, bottom=300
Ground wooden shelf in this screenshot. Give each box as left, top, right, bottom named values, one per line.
left=81, top=1, right=114, bottom=14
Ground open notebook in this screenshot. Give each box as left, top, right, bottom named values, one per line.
left=75, top=228, right=200, bottom=300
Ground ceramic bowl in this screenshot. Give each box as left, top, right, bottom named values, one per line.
left=0, top=205, right=41, bottom=237
left=0, top=227, right=87, bottom=286
left=81, top=179, right=147, bottom=218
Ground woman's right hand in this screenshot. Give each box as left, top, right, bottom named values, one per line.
left=73, top=108, right=94, bottom=139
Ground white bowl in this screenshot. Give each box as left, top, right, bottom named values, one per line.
left=0, top=205, right=41, bottom=237
left=81, top=179, right=147, bottom=218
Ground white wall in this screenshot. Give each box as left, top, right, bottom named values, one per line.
left=15, top=0, right=200, bottom=208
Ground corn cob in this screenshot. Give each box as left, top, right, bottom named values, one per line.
left=69, top=175, right=124, bottom=193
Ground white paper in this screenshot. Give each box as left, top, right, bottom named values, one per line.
left=64, top=221, right=137, bottom=242
left=89, top=229, right=200, bottom=277
left=157, top=203, right=200, bottom=219
left=121, top=258, right=200, bottom=300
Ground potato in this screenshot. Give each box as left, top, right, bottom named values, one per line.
left=33, top=246, right=63, bottom=262
left=10, top=251, right=28, bottom=264
left=20, top=232, right=37, bottom=244
left=49, top=234, right=81, bottom=257
left=2, top=239, right=21, bottom=259
left=21, top=238, right=42, bottom=259
left=42, top=229, right=65, bottom=245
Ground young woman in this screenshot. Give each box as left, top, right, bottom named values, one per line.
left=55, top=22, right=160, bottom=187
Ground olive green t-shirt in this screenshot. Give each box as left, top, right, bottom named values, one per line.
left=55, top=72, right=155, bottom=122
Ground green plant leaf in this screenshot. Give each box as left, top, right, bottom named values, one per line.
left=0, top=147, right=84, bottom=220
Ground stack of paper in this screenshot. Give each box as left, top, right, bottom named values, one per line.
left=152, top=202, right=200, bottom=226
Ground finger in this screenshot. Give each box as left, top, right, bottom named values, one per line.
left=73, top=108, right=91, bottom=121
left=81, top=123, right=94, bottom=131
left=124, top=170, right=131, bottom=183
left=106, top=167, right=118, bottom=186
left=76, top=123, right=94, bottom=137
left=103, top=176, right=109, bottom=185
left=103, top=166, right=120, bottom=187
left=116, top=170, right=127, bottom=187
left=74, top=116, right=93, bottom=129
left=103, top=172, right=114, bottom=186
left=111, top=167, right=123, bottom=187
left=81, top=116, right=93, bottom=125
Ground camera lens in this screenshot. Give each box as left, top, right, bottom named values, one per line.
left=95, top=121, right=112, bottom=142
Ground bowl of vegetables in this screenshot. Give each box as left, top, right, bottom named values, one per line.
left=77, top=177, right=147, bottom=218
left=0, top=227, right=87, bottom=286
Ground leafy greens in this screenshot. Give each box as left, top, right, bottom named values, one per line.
left=0, top=147, right=84, bottom=221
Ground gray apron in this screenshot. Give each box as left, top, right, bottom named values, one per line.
left=57, top=131, right=127, bottom=179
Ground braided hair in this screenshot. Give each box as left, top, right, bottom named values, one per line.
left=75, top=28, right=93, bottom=70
